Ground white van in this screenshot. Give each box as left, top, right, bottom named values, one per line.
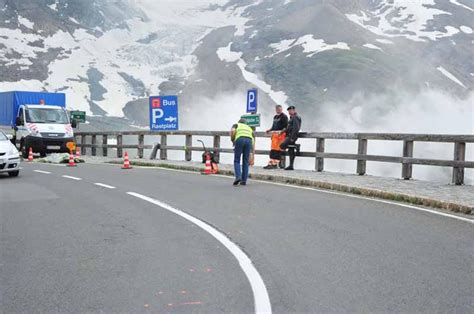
left=14, top=104, right=76, bottom=158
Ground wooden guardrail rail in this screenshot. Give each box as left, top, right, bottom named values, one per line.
left=74, top=131, right=474, bottom=185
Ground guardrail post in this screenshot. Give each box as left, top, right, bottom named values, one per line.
left=81, top=135, right=86, bottom=155
left=102, top=135, right=108, bottom=157
left=213, top=135, right=221, bottom=163
left=160, top=134, right=167, bottom=160
left=91, top=135, right=97, bottom=156
left=117, top=134, right=123, bottom=158
left=138, top=134, right=144, bottom=159
left=402, top=140, right=414, bottom=180
left=185, top=135, right=192, bottom=161
left=357, top=139, right=367, bottom=175
left=316, top=138, right=325, bottom=172
left=452, top=142, right=466, bottom=185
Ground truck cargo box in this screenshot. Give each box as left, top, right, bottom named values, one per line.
left=0, top=91, right=66, bottom=127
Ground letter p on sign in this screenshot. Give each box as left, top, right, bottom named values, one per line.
left=152, top=108, right=164, bottom=123
left=246, top=89, right=258, bottom=113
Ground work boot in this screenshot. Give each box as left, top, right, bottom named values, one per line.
left=284, top=166, right=294, bottom=171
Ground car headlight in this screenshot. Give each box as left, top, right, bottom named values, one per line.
left=65, top=130, right=74, bottom=138
left=29, top=129, right=42, bottom=137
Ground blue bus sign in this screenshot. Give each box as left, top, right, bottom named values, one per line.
left=149, top=95, right=179, bottom=131
left=247, top=89, right=258, bottom=113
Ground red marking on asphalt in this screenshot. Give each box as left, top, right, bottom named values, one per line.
left=168, top=303, right=173, bottom=307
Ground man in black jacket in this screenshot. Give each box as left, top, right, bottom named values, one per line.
left=280, top=105, right=302, bottom=170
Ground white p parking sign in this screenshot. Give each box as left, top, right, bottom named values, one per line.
left=246, top=89, right=258, bottom=113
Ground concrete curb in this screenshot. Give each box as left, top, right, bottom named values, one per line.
left=108, top=160, right=473, bottom=215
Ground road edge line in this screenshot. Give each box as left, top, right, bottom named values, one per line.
left=106, top=160, right=473, bottom=222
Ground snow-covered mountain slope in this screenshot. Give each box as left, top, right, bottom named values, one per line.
left=0, top=0, right=232, bottom=117
left=0, top=0, right=472, bottom=131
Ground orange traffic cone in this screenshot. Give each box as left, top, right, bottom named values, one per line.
left=27, top=147, right=33, bottom=161
left=202, top=154, right=212, bottom=175
left=75, top=149, right=81, bottom=159
left=67, top=152, right=76, bottom=167
left=122, top=151, right=132, bottom=169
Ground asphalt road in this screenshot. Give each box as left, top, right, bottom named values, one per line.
left=1, top=162, right=473, bottom=313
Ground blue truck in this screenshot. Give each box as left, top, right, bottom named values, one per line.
left=0, top=91, right=76, bottom=157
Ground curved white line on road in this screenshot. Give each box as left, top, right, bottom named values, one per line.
left=127, top=191, right=272, bottom=314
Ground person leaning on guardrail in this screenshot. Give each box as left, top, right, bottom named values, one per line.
left=264, top=105, right=288, bottom=169
left=280, top=105, right=302, bottom=171
left=230, top=118, right=255, bottom=186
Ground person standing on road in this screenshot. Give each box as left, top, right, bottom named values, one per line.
left=264, top=105, right=288, bottom=169
left=230, top=119, right=255, bottom=186
left=280, top=105, right=302, bottom=171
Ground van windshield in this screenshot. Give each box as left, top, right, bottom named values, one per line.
left=26, top=108, right=69, bottom=124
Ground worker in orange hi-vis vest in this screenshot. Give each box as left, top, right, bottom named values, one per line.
left=264, top=105, right=288, bottom=169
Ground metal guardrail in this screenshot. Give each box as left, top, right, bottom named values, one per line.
left=74, top=131, right=474, bottom=185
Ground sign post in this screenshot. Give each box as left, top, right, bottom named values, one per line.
left=149, top=96, right=179, bottom=131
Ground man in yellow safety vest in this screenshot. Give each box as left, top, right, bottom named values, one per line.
left=230, top=119, right=255, bottom=186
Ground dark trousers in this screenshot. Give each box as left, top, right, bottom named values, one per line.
left=280, top=137, right=297, bottom=167
left=234, top=137, right=252, bottom=183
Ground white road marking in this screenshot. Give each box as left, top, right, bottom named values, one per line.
left=127, top=192, right=272, bottom=314
left=252, top=179, right=474, bottom=224
left=94, top=183, right=116, bottom=189
left=34, top=170, right=51, bottom=174
left=62, top=175, right=82, bottom=181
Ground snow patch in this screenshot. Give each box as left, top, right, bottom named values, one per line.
left=460, top=25, right=473, bottom=34
left=48, top=1, right=58, bottom=11
left=269, top=35, right=350, bottom=58
left=449, top=0, right=474, bottom=12
left=69, top=17, right=80, bottom=25
left=363, top=43, right=383, bottom=51
left=217, top=43, right=242, bottom=62
left=17, top=16, right=35, bottom=29
left=376, top=38, right=394, bottom=44
left=217, top=42, right=288, bottom=105
left=346, top=1, right=457, bottom=42
left=437, top=66, right=467, bottom=88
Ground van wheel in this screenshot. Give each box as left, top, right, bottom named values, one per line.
left=8, top=170, right=19, bottom=177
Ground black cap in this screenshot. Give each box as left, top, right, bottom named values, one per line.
left=287, top=105, right=296, bottom=110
